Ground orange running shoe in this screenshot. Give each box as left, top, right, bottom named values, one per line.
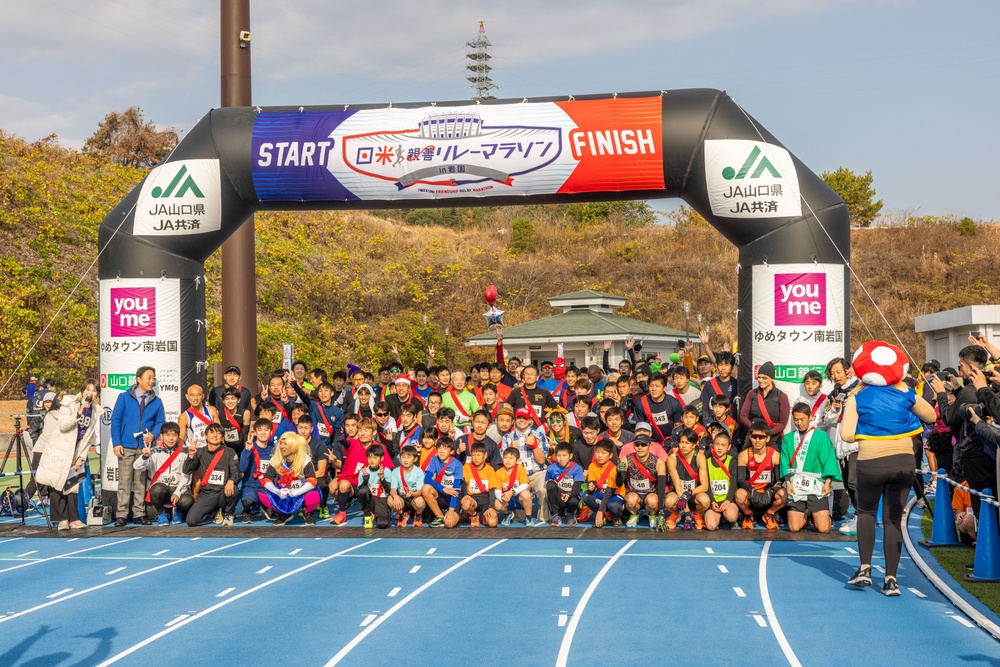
left=331, top=510, right=347, bottom=525
left=469, top=513, right=481, bottom=528
left=577, top=506, right=592, bottom=523
left=397, top=512, right=410, bottom=527
left=665, top=512, right=680, bottom=530
left=413, top=513, right=423, bottom=528
left=741, top=514, right=755, bottom=530
left=693, top=513, right=705, bottom=530
left=763, top=512, right=779, bottom=530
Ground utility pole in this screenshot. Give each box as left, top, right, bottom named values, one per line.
left=465, top=21, right=498, bottom=101
left=220, top=0, right=257, bottom=395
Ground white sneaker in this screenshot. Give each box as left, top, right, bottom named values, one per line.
left=839, top=516, right=857, bottom=535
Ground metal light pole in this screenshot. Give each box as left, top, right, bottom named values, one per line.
left=696, top=313, right=703, bottom=355
left=683, top=301, right=691, bottom=345
left=422, top=314, right=428, bottom=360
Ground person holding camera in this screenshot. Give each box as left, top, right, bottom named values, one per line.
left=928, top=345, right=995, bottom=511
left=34, top=381, right=101, bottom=529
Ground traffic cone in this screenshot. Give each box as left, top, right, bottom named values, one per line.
left=919, top=470, right=961, bottom=548
left=964, top=489, right=1000, bottom=583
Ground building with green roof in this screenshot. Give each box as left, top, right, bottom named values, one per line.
left=466, top=291, right=690, bottom=369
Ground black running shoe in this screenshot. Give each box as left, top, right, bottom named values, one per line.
left=881, top=578, right=900, bottom=597
left=304, top=512, right=316, bottom=526
left=848, top=566, right=872, bottom=588
left=273, top=513, right=292, bottom=527
left=241, top=511, right=253, bottom=524
left=262, top=506, right=276, bottom=521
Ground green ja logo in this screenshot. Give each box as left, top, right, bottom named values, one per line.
left=722, top=145, right=781, bottom=181
left=150, top=165, right=204, bottom=198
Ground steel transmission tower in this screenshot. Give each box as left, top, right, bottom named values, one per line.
left=466, top=21, right=498, bottom=101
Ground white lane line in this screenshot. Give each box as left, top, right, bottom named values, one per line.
left=754, top=614, right=767, bottom=628
left=0, top=537, right=24, bottom=544
left=566, top=547, right=573, bottom=554
left=759, top=541, right=802, bottom=667
left=360, top=614, right=377, bottom=627
left=164, top=615, right=189, bottom=627
left=106, top=567, right=126, bottom=576
left=409, top=566, right=420, bottom=574
left=387, top=587, right=401, bottom=597
left=67, top=538, right=79, bottom=543
left=907, top=587, right=926, bottom=598
left=734, top=587, right=746, bottom=598
left=95, top=539, right=380, bottom=666
left=0, top=539, right=256, bottom=625
left=873, top=565, right=885, bottom=573
left=153, top=550, right=169, bottom=556
left=705, top=547, right=715, bottom=554
left=191, top=537, right=200, bottom=541
left=216, top=588, right=236, bottom=598
left=561, top=586, right=570, bottom=597
left=46, top=588, right=72, bottom=599
left=426, top=548, right=436, bottom=555
left=718, top=565, right=729, bottom=573
left=844, top=546, right=857, bottom=554
left=16, top=551, right=37, bottom=557
left=564, top=565, right=572, bottom=573
left=555, top=540, right=635, bottom=667
left=324, top=540, right=506, bottom=666
left=256, top=566, right=272, bottom=575
left=289, top=549, right=302, bottom=555
left=0, top=538, right=141, bottom=574
left=558, top=614, right=567, bottom=627
left=951, top=615, right=975, bottom=628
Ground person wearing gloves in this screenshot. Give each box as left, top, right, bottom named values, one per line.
left=35, top=381, right=101, bottom=529
left=134, top=422, right=192, bottom=525
left=258, top=432, right=321, bottom=526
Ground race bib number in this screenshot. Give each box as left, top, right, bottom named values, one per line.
left=681, top=479, right=696, bottom=492
left=557, top=478, right=575, bottom=494
left=271, top=414, right=282, bottom=424
left=533, top=405, right=543, bottom=418
left=160, top=475, right=176, bottom=487
left=207, top=470, right=225, bottom=486
left=470, top=478, right=487, bottom=494
left=711, top=479, right=728, bottom=496
left=318, top=423, right=330, bottom=438
left=259, top=461, right=269, bottom=475
left=442, top=475, right=455, bottom=487
left=755, top=470, right=771, bottom=484
left=290, top=479, right=303, bottom=490
left=792, top=473, right=821, bottom=495
left=224, top=429, right=240, bottom=443
left=652, top=412, right=669, bottom=426
left=632, top=478, right=651, bottom=492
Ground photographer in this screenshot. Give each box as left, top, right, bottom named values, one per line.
left=929, top=345, right=994, bottom=511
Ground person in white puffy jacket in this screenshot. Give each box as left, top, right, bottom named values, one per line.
left=35, top=381, right=101, bottom=529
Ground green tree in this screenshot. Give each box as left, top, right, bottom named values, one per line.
left=509, top=216, right=537, bottom=254
left=563, top=200, right=656, bottom=228
left=83, top=106, right=178, bottom=169
left=821, top=167, right=883, bottom=228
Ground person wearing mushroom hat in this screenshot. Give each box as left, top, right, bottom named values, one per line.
left=738, top=362, right=789, bottom=450
left=840, top=341, right=935, bottom=596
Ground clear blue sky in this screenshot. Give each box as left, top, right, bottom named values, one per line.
left=2, top=0, right=997, bottom=220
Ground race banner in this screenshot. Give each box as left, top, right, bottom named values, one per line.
left=98, top=278, right=182, bottom=491
left=751, top=263, right=846, bottom=406
left=251, top=97, right=664, bottom=201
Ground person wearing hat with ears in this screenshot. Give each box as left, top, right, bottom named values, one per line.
left=386, top=373, right=424, bottom=420
left=739, top=362, right=789, bottom=449
left=501, top=407, right=551, bottom=522
left=209, top=365, right=254, bottom=417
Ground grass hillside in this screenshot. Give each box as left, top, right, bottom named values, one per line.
left=1, top=131, right=997, bottom=396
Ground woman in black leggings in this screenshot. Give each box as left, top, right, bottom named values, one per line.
left=839, top=348, right=935, bottom=596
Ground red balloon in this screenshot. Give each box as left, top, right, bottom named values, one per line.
left=484, top=284, right=498, bottom=306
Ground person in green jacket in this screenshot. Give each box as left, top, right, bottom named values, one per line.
left=780, top=402, right=842, bottom=534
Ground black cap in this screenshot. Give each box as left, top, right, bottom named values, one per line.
left=224, top=365, right=241, bottom=375
left=541, top=361, right=553, bottom=368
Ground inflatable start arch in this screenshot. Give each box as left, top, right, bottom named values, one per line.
left=96, top=89, right=850, bottom=486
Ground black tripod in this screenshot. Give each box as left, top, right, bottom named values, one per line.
left=3, top=415, right=52, bottom=529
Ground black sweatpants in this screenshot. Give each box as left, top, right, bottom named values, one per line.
left=184, top=489, right=238, bottom=526
left=856, top=454, right=912, bottom=578
left=546, top=481, right=581, bottom=517
left=49, top=490, right=79, bottom=523
left=148, top=483, right=194, bottom=516
left=357, top=486, right=390, bottom=528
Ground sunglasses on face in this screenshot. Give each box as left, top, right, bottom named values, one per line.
left=375, top=412, right=389, bottom=417
left=750, top=434, right=767, bottom=440
left=635, top=442, right=650, bottom=447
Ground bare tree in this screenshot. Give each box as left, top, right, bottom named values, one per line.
left=83, top=106, right=178, bottom=169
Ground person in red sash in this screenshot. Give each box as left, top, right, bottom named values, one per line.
left=705, top=395, right=738, bottom=436
left=388, top=445, right=427, bottom=527
left=238, top=419, right=277, bottom=523
left=178, top=384, right=219, bottom=450
left=698, top=350, right=738, bottom=422
left=703, top=432, right=739, bottom=530
left=738, top=362, right=790, bottom=449
left=181, top=424, right=240, bottom=526
left=619, top=436, right=667, bottom=529
left=544, top=443, right=585, bottom=526
left=664, top=428, right=711, bottom=530
left=461, top=442, right=500, bottom=527
left=421, top=437, right=464, bottom=528
left=259, top=432, right=321, bottom=526
left=135, top=422, right=192, bottom=526
left=735, top=419, right=786, bottom=530
left=220, top=388, right=251, bottom=452
left=387, top=374, right=424, bottom=420
left=582, top=440, right=625, bottom=527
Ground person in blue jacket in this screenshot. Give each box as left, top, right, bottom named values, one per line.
left=110, top=366, right=165, bottom=526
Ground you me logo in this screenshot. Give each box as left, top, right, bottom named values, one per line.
left=110, top=287, right=156, bottom=337
left=774, top=273, right=825, bottom=326
left=722, top=145, right=780, bottom=181
left=150, top=165, right=204, bottom=199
